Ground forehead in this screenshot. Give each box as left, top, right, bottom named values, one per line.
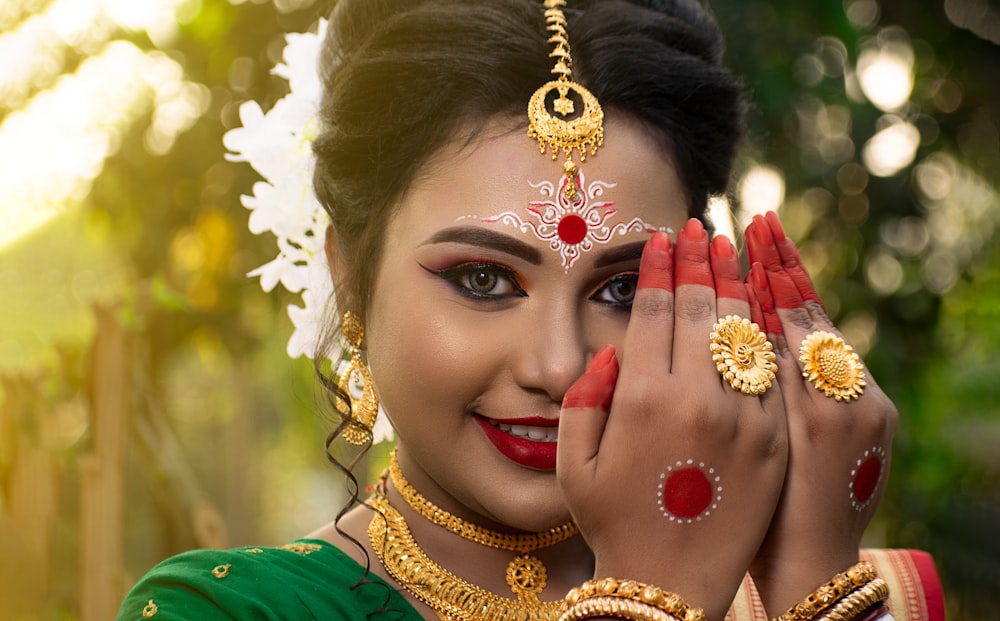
left=390, top=116, right=689, bottom=243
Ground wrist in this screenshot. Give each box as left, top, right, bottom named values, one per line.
left=751, top=548, right=861, bottom=616
left=765, top=561, right=889, bottom=621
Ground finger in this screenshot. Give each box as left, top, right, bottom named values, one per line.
left=760, top=246, right=818, bottom=338
left=748, top=262, right=783, bottom=338
left=710, top=234, right=750, bottom=318
left=558, top=345, right=619, bottom=474
left=745, top=265, right=789, bottom=413
left=745, top=214, right=781, bottom=271
left=765, top=211, right=826, bottom=313
left=672, top=218, right=718, bottom=374
left=743, top=283, right=785, bottom=416
left=746, top=283, right=765, bottom=329
left=621, top=231, right=674, bottom=376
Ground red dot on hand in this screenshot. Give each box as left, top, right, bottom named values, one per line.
left=852, top=457, right=882, bottom=502
left=663, top=468, right=713, bottom=519
left=557, top=214, right=588, bottom=245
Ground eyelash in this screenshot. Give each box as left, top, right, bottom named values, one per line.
left=421, top=261, right=527, bottom=301
left=589, top=272, right=639, bottom=312
left=421, top=261, right=638, bottom=311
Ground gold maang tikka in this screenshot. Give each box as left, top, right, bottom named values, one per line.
left=527, top=0, right=604, bottom=201
left=337, top=311, right=380, bottom=445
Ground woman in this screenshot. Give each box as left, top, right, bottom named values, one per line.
left=117, top=1, right=943, bottom=620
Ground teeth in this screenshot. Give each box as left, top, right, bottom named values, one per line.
left=527, top=427, right=547, bottom=440
left=491, top=421, right=558, bottom=442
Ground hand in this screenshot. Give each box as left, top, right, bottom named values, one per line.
left=744, top=212, right=899, bottom=615
left=558, top=219, right=788, bottom=621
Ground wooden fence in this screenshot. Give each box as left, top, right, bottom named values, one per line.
left=0, top=305, right=227, bottom=621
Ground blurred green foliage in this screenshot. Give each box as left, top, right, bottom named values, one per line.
left=0, top=0, right=997, bottom=619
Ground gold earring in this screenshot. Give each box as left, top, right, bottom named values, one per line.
left=337, top=311, right=380, bottom=445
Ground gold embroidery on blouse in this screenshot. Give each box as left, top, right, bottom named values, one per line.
left=142, top=599, right=158, bottom=617
left=212, top=563, right=231, bottom=579
left=245, top=547, right=264, bottom=553
left=281, top=542, right=322, bottom=555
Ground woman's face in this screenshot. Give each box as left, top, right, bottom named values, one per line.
left=360, top=116, right=690, bottom=531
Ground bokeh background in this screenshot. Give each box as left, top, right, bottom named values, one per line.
left=1, top=0, right=997, bottom=619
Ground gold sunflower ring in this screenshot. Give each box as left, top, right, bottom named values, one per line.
left=799, top=330, right=867, bottom=401
left=710, top=315, right=777, bottom=396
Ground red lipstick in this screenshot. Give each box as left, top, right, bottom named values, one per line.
left=475, top=416, right=558, bottom=471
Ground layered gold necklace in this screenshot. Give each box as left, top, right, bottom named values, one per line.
left=368, top=450, right=578, bottom=621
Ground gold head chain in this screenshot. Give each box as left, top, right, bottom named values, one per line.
left=527, top=0, right=604, bottom=200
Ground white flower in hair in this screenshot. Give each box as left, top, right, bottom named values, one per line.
left=224, top=19, right=393, bottom=445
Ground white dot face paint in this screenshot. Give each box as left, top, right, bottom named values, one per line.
left=657, top=459, right=722, bottom=524
left=849, top=445, right=886, bottom=512
left=458, top=169, right=671, bottom=271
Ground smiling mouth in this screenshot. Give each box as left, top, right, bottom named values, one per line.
left=489, top=420, right=559, bottom=443
left=474, top=416, right=559, bottom=471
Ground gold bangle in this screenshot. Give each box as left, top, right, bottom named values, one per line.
left=564, top=578, right=705, bottom=621
left=816, top=579, right=889, bottom=621
left=772, top=561, right=879, bottom=621
left=559, top=596, right=680, bottom=621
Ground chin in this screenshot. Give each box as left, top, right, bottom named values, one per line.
left=484, top=482, right=573, bottom=533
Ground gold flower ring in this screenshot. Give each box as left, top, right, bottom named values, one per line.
left=710, top=315, right=777, bottom=396
left=799, top=330, right=867, bottom=401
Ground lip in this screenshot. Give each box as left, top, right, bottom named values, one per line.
left=474, top=416, right=558, bottom=471
left=494, top=416, right=559, bottom=427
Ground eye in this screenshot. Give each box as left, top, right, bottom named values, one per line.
left=421, top=262, right=526, bottom=301
left=591, top=272, right=638, bottom=310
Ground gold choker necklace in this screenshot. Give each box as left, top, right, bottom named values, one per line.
left=369, top=482, right=565, bottom=621
left=387, top=450, right=578, bottom=607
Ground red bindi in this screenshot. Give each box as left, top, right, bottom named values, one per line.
left=658, top=460, right=721, bottom=523
left=557, top=214, right=588, bottom=245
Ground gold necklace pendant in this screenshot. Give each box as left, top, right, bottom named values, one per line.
left=369, top=490, right=563, bottom=621
left=387, top=450, right=578, bottom=604
left=507, top=554, right=548, bottom=602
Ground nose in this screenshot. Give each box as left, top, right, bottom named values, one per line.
left=509, top=301, right=588, bottom=402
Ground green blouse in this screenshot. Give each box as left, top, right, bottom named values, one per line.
left=116, top=539, right=421, bottom=620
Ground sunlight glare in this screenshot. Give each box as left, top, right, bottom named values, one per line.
left=857, top=37, right=914, bottom=112
left=707, top=195, right=736, bottom=243
left=862, top=117, right=920, bottom=177
left=737, top=165, right=785, bottom=228
left=0, top=41, right=195, bottom=250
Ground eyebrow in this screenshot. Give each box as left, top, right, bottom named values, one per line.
left=593, top=240, right=648, bottom=268
left=421, top=226, right=651, bottom=269
left=420, top=227, right=543, bottom=264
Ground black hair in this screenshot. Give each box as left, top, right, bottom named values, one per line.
left=313, top=0, right=745, bottom=318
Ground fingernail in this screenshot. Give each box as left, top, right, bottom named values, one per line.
left=564, top=348, right=618, bottom=411
left=765, top=211, right=786, bottom=241
left=711, top=234, right=734, bottom=260
left=648, top=230, right=671, bottom=253
left=637, top=232, right=674, bottom=291
left=750, top=215, right=772, bottom=246
left=682, top=218, right=706, bottom=240
left=586, top=344, right=616, bottom=374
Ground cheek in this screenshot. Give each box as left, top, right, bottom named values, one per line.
left=584, top=307, right=631, bottom=352
left=365, top=296, right=506, bottom=417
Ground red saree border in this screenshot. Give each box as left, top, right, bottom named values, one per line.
left=721, top=549, right=944, bottom=621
